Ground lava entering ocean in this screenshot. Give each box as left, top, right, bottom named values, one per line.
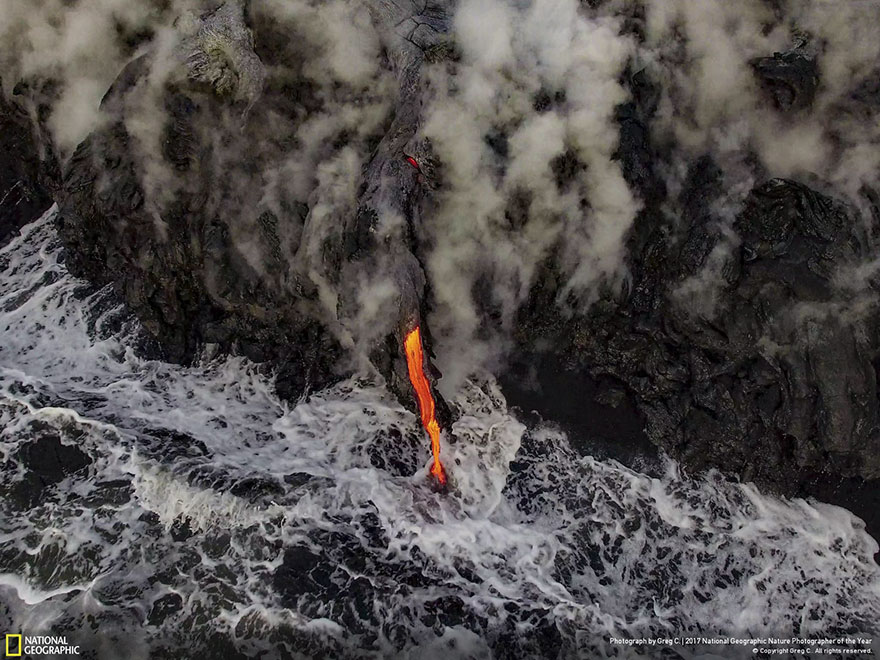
left=403, top=326, right=447, bottom=485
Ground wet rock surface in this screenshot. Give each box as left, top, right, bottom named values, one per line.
left=6, top=430, right=92, bottom=509
left=0, top=84, right=57, bottom=247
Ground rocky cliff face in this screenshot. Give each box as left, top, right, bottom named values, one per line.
left=3, top=0, right=880, bottom=522
left=45, top=0, right=457, bottom=420
left=53, top=3, right=343, bottom=400
left=507, top=42, right=880, bottom=523
left=513, top=172, right=880, bottom=482
left=0, top=82, right=57, bottom=246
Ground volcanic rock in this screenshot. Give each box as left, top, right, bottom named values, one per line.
left=7, top=431, right=92, bottom=509
left=0, top=82, right=58, bottom=246
left=751, top=46, right=819, bottom=112
left=507, top=62, right=880, bottom=534
left=53, top=1, right=345, bottom=401
left=51, top=0, right=455, bottom=413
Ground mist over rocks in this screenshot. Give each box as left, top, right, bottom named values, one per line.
left=47, top=0, right=389, bottom=400
left=513, top=173, right=880, bottom=491
left=2, top=0, right=880, bottom=520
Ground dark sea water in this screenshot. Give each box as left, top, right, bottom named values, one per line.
left=1, top=209, right=878, bottom=658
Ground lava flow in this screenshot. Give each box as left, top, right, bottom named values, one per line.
left=403, top=326, right=447, bottom=485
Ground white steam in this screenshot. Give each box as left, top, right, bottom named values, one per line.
left=3, top=0, right=880, bottom=389
left=422, top=0, right=639, bottom=392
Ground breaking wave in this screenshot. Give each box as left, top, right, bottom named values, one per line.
left=1, top=209, right=878, bottom=658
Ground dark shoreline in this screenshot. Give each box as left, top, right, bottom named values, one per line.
left=499, top=353, right=880, bottom=566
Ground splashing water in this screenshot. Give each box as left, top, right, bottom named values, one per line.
left=403, top=326, right=447, bottom=485
left=0, top=208, right=878, bottom=659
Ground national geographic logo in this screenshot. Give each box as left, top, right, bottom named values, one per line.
left=5, top=634, right=80, bottom=657
left=5, top=635, right=20, bottom=658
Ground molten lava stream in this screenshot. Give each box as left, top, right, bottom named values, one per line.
left=403, top=326, right=447, bottom=485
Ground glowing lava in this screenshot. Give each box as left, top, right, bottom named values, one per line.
left=404, top=326, right=447, bottom=485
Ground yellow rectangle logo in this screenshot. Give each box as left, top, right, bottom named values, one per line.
left=5, top=634, right=22, bottom=657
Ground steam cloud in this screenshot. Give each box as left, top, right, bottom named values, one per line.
left=419, top=0, right=639, bottom=390
left=2, top=0, right=880, bottom=390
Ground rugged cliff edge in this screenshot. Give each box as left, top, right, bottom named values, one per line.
left=0, top=81, right=57, bottom=245
left=506, top=48, right=880, bottom=538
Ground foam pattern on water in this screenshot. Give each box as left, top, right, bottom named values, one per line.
left=0, top=210, right=878, bottom=659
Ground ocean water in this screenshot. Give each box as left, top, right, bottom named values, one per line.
left=1, top=209, right=878, bottom=659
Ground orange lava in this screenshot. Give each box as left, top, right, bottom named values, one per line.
left=404, top=326, right=447, bottom=485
